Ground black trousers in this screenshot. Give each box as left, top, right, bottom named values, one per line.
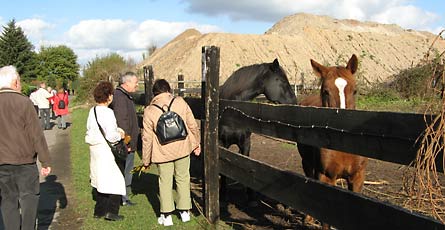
left=0, top=164, right=40, bottom=230
left=93, top=188, right=121, bottom=216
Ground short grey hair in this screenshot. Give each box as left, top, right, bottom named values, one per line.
left=120, top=71, right=137, bottom=85
left=0, top=65, right=19, bottom=88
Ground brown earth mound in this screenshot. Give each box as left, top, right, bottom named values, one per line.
left=138, top=13, right=445, bottom=88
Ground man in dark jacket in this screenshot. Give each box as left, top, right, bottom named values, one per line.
left=0, top=65, right=51, bottom=229
left=110, top=71, right=140, bottom=206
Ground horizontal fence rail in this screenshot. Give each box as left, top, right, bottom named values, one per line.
left=219, top=147, right=444, bottom=230
left=140, top=96, right=443, bottom=171
left=217, top=99, right=442, bottom=171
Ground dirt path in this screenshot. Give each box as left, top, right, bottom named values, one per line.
left=36, top=114, right=82, bottom=230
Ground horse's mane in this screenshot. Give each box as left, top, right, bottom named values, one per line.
left=220, top=63, right=269, bottom=99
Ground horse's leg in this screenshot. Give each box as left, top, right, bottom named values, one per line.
left=348, top=168, right=366, bottom=192
left=219, top=141, right=230, bottom=203
left=239, top=133, right=258, bottom=207
left=318, top=173, right=337, bottom=230
left=347, top=157, right=368, bottom=192
left=299, top=144, right=319, bottom=227
left=297, top=143, right=317, bottom=179
left=218, top=134, right=230, bottom=203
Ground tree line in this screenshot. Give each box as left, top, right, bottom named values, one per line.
left=0, top=19, right=151, bottom=101
left=0, top=19, right=79, bottom=95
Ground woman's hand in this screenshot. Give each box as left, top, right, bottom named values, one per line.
left=193, top=144, right=201, bottom=156
left=117, top=127, right=125, bottom=139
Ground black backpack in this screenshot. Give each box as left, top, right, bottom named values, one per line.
left=57, top=95, right=66, bottom=109
left=153, top=97, right=188, bottom=145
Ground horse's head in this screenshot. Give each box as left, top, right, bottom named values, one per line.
left=310, top=54, right=358, bottom=109
left=263, top=59, right=297, bottom=104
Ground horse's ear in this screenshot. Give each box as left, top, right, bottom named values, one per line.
left=346, top=54, right=358, bottom=74
left=310, top=59, right=325, bottom=78
left=271, top=58, right=280, bottom=71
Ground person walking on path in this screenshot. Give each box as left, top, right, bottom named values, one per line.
left=85, top=81, right=126, bottom=221
left=52, top=88, right=69, bottom=129
left=142, top=79, right=201, bottom=226
left=47, top=86, right=57, bottom=119
left=110, top=72, right=140, bottom=206
left=34, top=82, right=53, bottom=130
left=0, top=65, right=52, bottom=230
left=29, top=87, right=39, bottom=114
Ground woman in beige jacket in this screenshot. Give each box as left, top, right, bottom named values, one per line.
left=142, top=79, right=200, bottom=226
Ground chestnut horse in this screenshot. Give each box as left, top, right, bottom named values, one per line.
left=297, top=54, right=368, bottom=230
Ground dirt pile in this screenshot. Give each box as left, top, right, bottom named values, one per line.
left=138, top=13, right=445, bottom=88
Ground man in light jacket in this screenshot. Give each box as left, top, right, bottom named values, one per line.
left=34, top=82, right=53, bottom=130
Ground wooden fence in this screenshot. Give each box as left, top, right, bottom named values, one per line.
left=136, top=46, right=444, bottom=230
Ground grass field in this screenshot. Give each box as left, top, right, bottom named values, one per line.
left=69, top=94, right=432, bottom=229
left=70, top=108, right=229, bottom=229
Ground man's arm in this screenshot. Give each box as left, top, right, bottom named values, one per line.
left=112, top=92, right=130, bottom=133
left=25, top=100, right=51, bottom=175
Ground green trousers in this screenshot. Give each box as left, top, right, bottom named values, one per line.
left=157, top=155, right=192, bottom=213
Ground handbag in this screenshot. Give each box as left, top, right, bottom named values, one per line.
left=93, top=107, right=127, bottom=161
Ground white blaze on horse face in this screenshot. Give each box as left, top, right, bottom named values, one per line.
left=335, top=78, right=347, bottom=109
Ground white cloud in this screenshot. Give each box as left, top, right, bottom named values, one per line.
left=183, top=0, right=440, bottom=31
left=371, top=5, right=439, bottom=30
left=66, top=19, right=136, bottom=49
left=17, top=18, right=54, bottom=42
left=64, top=19, right=221, bottom=64
left=130, top=20, right=221, bottom=49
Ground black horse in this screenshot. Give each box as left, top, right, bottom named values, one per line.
left=219, top=58, right=297, bottom=205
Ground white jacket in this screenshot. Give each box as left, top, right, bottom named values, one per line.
left=34, top=87, right=52, bottom=109
left=85, top=106, right=125, bottom=195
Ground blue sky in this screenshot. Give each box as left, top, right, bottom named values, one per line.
left=1, top=0, right=444, bottom=66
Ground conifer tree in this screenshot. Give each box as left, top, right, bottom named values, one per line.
left=0, top=19, right=37, bottom=80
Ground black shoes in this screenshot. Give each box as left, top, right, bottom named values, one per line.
left=104, top=212, right=124, bottom=221
left=122, top=200, right=137, bottom=206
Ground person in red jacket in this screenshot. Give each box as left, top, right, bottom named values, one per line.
left=52, top=88, right=69, bottom=129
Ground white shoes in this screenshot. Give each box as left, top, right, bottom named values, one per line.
left=180, top=211, right=191, bottom=222
left=158, top=214, right=173, bottom=226
left=158, top=211, right=191, bottom=226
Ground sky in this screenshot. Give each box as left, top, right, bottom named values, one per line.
left=0, top=0, right=444, bottom=66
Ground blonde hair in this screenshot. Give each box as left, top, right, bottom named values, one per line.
left=0, top=66, right=19, bottom=88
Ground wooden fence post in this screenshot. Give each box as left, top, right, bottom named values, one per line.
left=202, top=46, right=220, bottom=224
left=178, top=74, right=184, bottom=97
left=144, top=65, right=154, bottom=106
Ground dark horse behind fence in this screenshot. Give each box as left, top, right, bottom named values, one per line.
left=219, top=58, right=297, bottom=205
left=297, top=54, right=368, bottom=230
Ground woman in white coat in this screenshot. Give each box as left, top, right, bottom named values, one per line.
left=85, top=81, right=126, bottom=221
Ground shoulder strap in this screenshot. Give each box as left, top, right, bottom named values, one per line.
left=152, top=97, right=176, bottom=112
left=167, top=97, right=176, bottom=111
left=93, top=107, right=112, bottom=147
left=152, top=104, right=165, bottom=112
